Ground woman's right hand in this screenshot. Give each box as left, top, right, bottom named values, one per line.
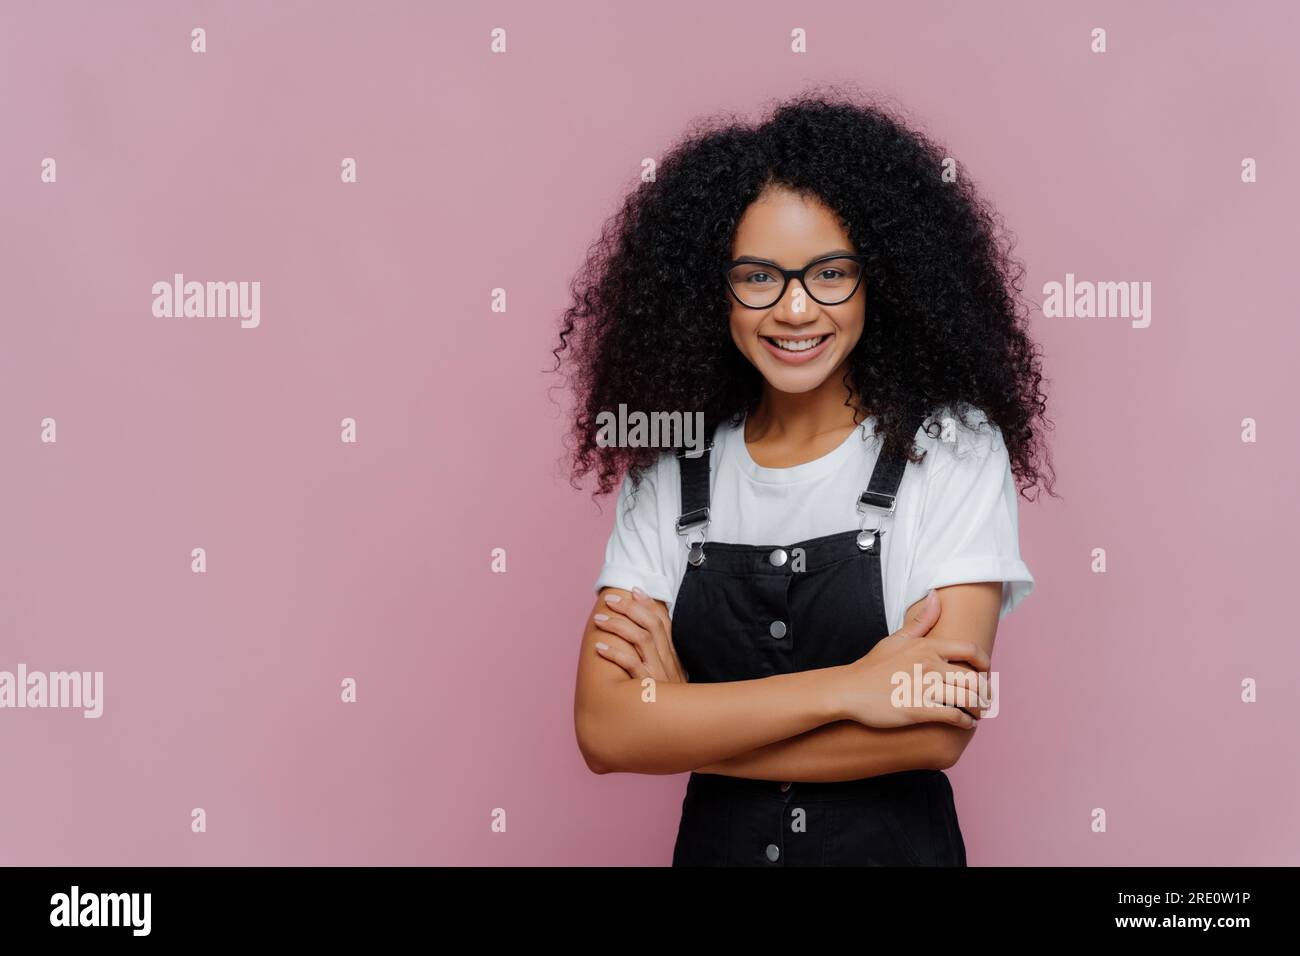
left=835, top=589, right=992, bottom=730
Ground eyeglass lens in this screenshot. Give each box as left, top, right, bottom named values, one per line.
left=726, top=257, right=862, bottom=307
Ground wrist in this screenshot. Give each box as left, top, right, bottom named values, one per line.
left=819, top=663, right=853, bottom=723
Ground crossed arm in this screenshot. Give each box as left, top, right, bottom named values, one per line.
left=573, top=581, right=1002, bottom=782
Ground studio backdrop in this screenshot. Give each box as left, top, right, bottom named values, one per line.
left=2, top=0, right=1297, bottom=865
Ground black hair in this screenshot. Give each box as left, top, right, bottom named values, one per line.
left=552, top=85, right=1056, bottom=501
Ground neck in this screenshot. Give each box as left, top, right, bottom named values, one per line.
left=747, top=364, right=863, bottom=442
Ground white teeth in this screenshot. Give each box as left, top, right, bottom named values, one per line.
left=769, top=335, right=827, bottom=352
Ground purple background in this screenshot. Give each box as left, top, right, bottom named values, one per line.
left=1, top=0, right=1297, bottom=864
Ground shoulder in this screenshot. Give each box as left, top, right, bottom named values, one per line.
left=616, top=419, right=738, bottom=527
left=614, top=448, right=680, bottom=528
left=917, top=404, right=1010, bottom=482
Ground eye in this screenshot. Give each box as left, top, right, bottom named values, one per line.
left=815, top=267, right=846, bottom=280
left=745, top=271, right=775, bottom=285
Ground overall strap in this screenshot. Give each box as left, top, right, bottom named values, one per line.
left=858, top=410, right=929, bottom=522
left=675, top=425, right=716, bottom=536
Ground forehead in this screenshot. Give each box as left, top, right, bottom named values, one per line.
left=731, top=186, right=853, bottom=262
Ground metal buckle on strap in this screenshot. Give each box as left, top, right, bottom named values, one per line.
left=675, top=440, right=714, bottom=460
left=675, top=508, right=710, bottom=534
left=677, top=508, right=710, bottom=566
left=857, top=491, right=895, bottom=548
left=856, top=490, right=896, bottom=515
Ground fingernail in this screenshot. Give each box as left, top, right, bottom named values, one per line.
left=593, top=614, right=609, bottom=622
left=595, top=642, right=609, bottom=650
left=631, top=586, right=648, bottom=600
left=605, top=594, right=622, bottom=604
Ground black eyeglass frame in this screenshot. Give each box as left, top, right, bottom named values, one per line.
left=722, top=253, right=869, bottom=309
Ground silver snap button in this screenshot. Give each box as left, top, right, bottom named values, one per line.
left=769, top=620, right=787, bottom=639
left=688, top=542, right=705, bottom=566
left=765, top=844, right=780, bottom=862
left=768, top=548, right=788, bottom=567
left=856, top=530, right=877, bottom=552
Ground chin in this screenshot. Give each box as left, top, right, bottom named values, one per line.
left=754, top=358, right=841, bottom=394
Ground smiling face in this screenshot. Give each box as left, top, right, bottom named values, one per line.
left=726, top=185, right=866, bottom=397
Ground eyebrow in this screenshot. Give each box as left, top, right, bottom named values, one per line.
left=731, top=248, right=857, bottom=265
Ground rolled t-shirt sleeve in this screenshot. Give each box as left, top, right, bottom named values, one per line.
left=904, top=420, right=1035, bottom=621
left=593, top=456, right=679, bottom=613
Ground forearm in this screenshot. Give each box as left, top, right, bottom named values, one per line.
left=695, top=720, right=969, bottom=783
left=697, top=582, right=998, bottom=783
left=576, top=667, right=848, bottom=776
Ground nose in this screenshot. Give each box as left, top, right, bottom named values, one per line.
left=770, top=280, right=822, bottom=323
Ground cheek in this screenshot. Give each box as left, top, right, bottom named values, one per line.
left=729, top=310, right=758, bottom=349
left=834, top=307, right=866, bottom=347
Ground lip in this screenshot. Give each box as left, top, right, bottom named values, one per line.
left=760, top=333, right=834, bottom=365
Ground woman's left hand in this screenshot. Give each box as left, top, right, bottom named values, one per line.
left=592, top=586, right=688, bottom=683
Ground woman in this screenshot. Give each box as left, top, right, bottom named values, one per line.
left=558, top=89, right=1054, bottom=866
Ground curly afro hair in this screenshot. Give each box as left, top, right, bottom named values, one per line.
left=553, top=86, right=1055, bottom=502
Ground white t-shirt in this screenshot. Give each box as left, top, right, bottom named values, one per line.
left=594, top=406, right=1034, bottom=633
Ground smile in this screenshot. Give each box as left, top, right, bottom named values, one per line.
left=760, top=333, right=833, bottom=364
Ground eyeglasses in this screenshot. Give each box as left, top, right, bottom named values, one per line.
left=723, top=254, right=867, bottom=309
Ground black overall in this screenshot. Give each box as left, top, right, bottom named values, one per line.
left=669, top=414, right=967, bottom=867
